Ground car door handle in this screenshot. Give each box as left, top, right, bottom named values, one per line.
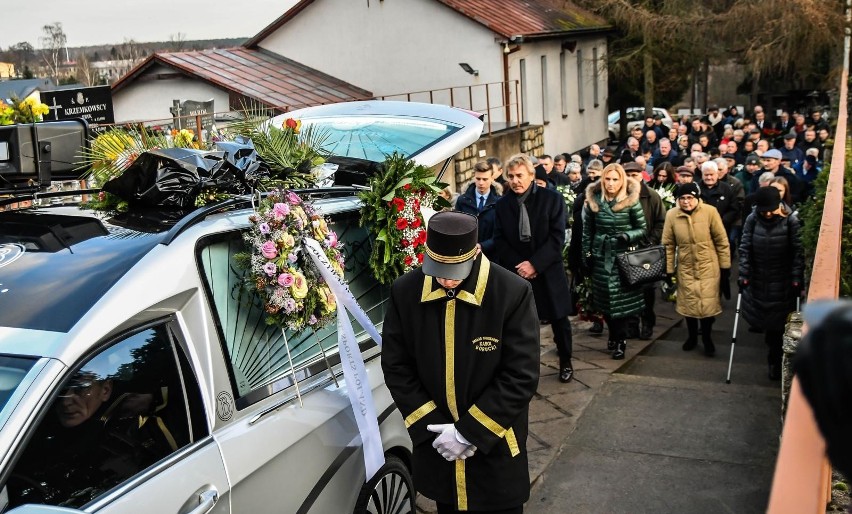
left=183, top=489, right=218, bottom=514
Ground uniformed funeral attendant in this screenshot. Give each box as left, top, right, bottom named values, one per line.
left=382, top=211, right=540, bottom=514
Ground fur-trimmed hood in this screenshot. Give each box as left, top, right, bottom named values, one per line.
left=584, top=177, right=642, bottom=213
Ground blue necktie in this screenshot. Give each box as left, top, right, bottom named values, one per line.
left=477, top=195, right=485, bottom=212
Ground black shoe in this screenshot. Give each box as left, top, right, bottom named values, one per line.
left=768, top=364, right=782, bottom=381
left=640, top=325, right=653, bottom=340
left=612, top=340, right=626, bottom=360
left=682, top=337, right=698, bottom=351
left=590, top=320, right=604, bottom=334
left=559, top=363, right=574, bottom=383
left=607, top=339, right=616, bottom=352
left=704, top=340, right=716, bottom=357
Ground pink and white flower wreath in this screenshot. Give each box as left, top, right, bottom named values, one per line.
left=243, top=189, right=345, bottom=331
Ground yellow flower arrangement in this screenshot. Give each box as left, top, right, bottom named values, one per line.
left=0, top=97, right=50, bottom=124
left=171, top=128, right=198, bottom=148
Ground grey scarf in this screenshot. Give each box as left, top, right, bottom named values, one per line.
left=517, top=185, right=534, bottom=242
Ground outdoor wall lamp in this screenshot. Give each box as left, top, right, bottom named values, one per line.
left=459, top=63, right=479, bottom=76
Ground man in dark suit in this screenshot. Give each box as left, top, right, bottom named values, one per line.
left=455, top=161, right=501, bottom=258
left=382, top=211, right=540, bottom=514
left=493, top=153, right=575, bottom=383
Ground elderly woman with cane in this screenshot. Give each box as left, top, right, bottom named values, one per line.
left=662, top=182, right=731, bottom=356
left=738, top=186, right=804, bottom=380
left=581, top=163, right=647, bottom=359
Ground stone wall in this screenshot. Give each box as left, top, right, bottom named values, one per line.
left=780, top=310, right=804, bottom=420
left=449, top=125, right=545, bottom=193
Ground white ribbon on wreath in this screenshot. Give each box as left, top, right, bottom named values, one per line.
left=302, top=237, right=385, bottom=480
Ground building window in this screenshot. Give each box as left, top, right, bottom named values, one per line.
left=541, top=56, right=549, bottom=124
left=560, top=51, right=568, bottom=118
left=519, top=58, right=528, bottom=123
left=593, top=47, right=600, bottom=108
left=577, top=48, right=585, bottom=113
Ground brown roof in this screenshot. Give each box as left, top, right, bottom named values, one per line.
left=435, top=0, right=609, bottom=38
left=245, top=0, right=608, bottom=48
left=112, top=47, right=372, bottom=110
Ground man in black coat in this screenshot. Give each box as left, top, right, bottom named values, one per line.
left=623, top=162, right=666, bottom=340
left=700, top=160, right=739, bottom=234
left=493, top=153, right=575, bottom=383
left=750, top=149, right=805, bottom=205
left=382, top=211, right=540, bottom=513
left=456, top=161, right=501, bottom=258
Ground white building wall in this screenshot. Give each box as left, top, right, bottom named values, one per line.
left=258, top=0, right=501, bottom=100
left=508, top=36, right=608, bottom=155
left=113, top=65, right=230, bottom=124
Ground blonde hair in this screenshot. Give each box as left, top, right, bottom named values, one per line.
left=602, top=163, right=630, bottom=201
left=504, top=153, right=535, bottom=180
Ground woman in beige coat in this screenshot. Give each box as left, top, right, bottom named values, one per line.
left=662, top=182, right=731, bottom=356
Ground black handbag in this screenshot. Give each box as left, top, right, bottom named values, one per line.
left=616, top=245, right=667, bottom=288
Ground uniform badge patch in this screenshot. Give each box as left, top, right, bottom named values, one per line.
left=472, top=336, right=499, bottom=352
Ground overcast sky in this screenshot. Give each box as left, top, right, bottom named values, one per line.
left=1, top=0, right=299, bottom=48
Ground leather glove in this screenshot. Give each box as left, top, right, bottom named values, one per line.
left=427, top=424, right=476, bottom=461
left=738, top=278, right=749, bottom=292
left=720, top=268, right=731, bottom=300
left=613, top=232, right=630, bottom=245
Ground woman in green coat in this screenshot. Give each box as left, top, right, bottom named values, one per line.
left=582, top=163, right=648, bottom=359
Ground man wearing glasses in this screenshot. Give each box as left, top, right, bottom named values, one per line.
left=10, top=370, right=177, bottom=507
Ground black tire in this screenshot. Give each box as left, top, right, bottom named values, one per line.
left=353, top=454, right=415, bottom=514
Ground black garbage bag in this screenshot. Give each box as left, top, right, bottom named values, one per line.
left=214, top=136, right=269, bottom=186
left=102, top=147, right=252, bottom=208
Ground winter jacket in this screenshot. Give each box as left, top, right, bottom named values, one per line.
left=700, top=181, right=739, bottom=232
left=721, top=174, right=745, bottom=227
left=492, top=183, right=573, bottom=321
left=637, top=181, right=666, bottom=245
left=581, top=179, right=648, bottom=319
left=779, top=145, right=805, bottom=168
left=750, top=167, right=805, bottom=205
left=455, top=183, right=501, bottom=256
left=662, top=201, right=731, bottom=318
left=738, top=206, right=804, bottom=331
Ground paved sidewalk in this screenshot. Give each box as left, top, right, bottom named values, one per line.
left=525, top=296, right=782, bottom=514
left=416, top=300, right=682, bottom=513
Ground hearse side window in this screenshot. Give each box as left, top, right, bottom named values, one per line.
left=197, top=216, right=388, bottom=405
left=6, top=321, right=205, bottom=509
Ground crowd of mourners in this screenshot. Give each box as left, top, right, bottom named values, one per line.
left=451, top=105, right=818, bottom=382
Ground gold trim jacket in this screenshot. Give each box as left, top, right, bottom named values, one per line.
left=381, top=255, right=540, bottom=511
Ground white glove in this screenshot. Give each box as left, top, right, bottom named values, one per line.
left=427, top=424, right=477, bottom=461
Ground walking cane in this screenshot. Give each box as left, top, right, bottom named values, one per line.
left=725, top=292, right=742, bottom=384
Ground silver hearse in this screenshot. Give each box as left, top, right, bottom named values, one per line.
left=0, top=101, right=483, bottom=514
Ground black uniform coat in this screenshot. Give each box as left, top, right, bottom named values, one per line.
left=492, top=183, right=573, bottom=321
left=381, top=255, right=540, bottom=511
left=455, top=183, right=500, bottom=257
left=738, top=205, right=804, bottom=331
